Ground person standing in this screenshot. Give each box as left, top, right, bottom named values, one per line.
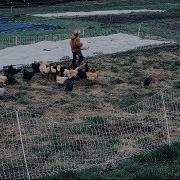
left=70, top=29, right=83, bottom=69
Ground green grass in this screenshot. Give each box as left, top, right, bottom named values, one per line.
left=0, top=1, right=179, bottom=33
left=44, top=141, right=180, bottom=180
left=0, top=0, right=179, bottom=49
left=1, top=0, right=179, bottom=15
left=173, top=81, right=180, bottom=89
left=109, top=17, right=180, bottom=42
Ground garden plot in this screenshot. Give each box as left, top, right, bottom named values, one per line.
left=0, top=33, right=171, bottom=69
left=33, top=9, right=164, bottom=18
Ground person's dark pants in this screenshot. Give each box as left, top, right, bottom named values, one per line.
left=72, top=51, right=83, bottom=69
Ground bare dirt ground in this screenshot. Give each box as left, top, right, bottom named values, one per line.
left=76, top=12, right=180, bottom=24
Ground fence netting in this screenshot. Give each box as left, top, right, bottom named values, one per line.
left=0, top=91, right=179, bottom=179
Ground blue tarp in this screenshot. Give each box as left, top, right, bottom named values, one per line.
left=0, top=18, right=65, bottom=32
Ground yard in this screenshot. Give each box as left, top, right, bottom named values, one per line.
left=0, top=0, right=180, bottom=179
left=0, top=44, right=179, bottom=179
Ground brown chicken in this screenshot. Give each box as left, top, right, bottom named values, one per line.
left=56, top=76, right=68, bottom=85
left=86, top=70, right=100, bottom=80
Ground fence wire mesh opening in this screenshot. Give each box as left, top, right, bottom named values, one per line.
left=0, top=91, right=180, bottom=179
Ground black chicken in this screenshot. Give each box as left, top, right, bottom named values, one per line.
left=143, top=75, right=152, bottom=86
left=6, top=75, right=18, bottom=85
left=4, top=65, right=21, bottom=76
left=23, top=67, right=34, bottom=81
left=78, top=62, right=90, bottom=79
left=32, top=63, right=40, bottom=73
left=64, top=79, right=74, bottom=92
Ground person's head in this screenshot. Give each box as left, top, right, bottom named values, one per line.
left=74, top=29, right=81, bottom=36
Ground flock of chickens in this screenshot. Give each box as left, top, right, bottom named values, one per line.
left=0, top=58, right=153, bottom=93
left=0, top=60, right=100, bottom=91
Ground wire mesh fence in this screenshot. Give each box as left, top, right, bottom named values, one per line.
left=0, top=34, right=72, bottom=49
left=0, top=27, right=129, bottom=50
left=0, top=90, right=179, bottom=179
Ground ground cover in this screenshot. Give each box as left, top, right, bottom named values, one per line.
left=44, top=141, right=180, bottom=180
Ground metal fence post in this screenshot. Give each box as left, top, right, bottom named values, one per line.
left=161, top=92, right=171, bottom=145
left=15, top=110, right=30, bottom=180
left=82, top=28, right=85, bottom=38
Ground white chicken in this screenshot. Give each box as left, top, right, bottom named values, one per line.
left=0, top=75, right=7, bottom=84
left=50, top=66, right=57, bottom=73
left=39, top=63, right=50, bottom=75
left=63, top=69, right=72, bottom=78
left=57, top=65, right=61, bottom=72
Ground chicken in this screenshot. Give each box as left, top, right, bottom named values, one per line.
left=39, top=63, right=50, bottom=75
left=64, top=79, right=74, bottom=92
left=50, top=65, right=57, bottom=74
left=60, top=65, right=66, bottom=77
left=67, top=63, right=88, bottom=78
left=143, top=75, right=152, bottom=86
left=32, top=63, right=40, bottom=73
left=78, top=62, right=90, bottom=79
left=86, top=70, right=100, bottom=80
left=63, top=69, right=72, bottom=78
left=0, top=75, right=7, bottom=83
left=57, top=65, right=61, bottom=73
left=4, top=65, right=21, bottom=76
left=50, top=65, right=58, bottom=80
left=61, top=60, right=70, bottom=69
left=6, top=75, right=17, bottom=85
left=23, top=68, right=34, bottom=81
left=56, top=76, right=68, bottom=85
left=69, top=67, right=79, bottom=78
